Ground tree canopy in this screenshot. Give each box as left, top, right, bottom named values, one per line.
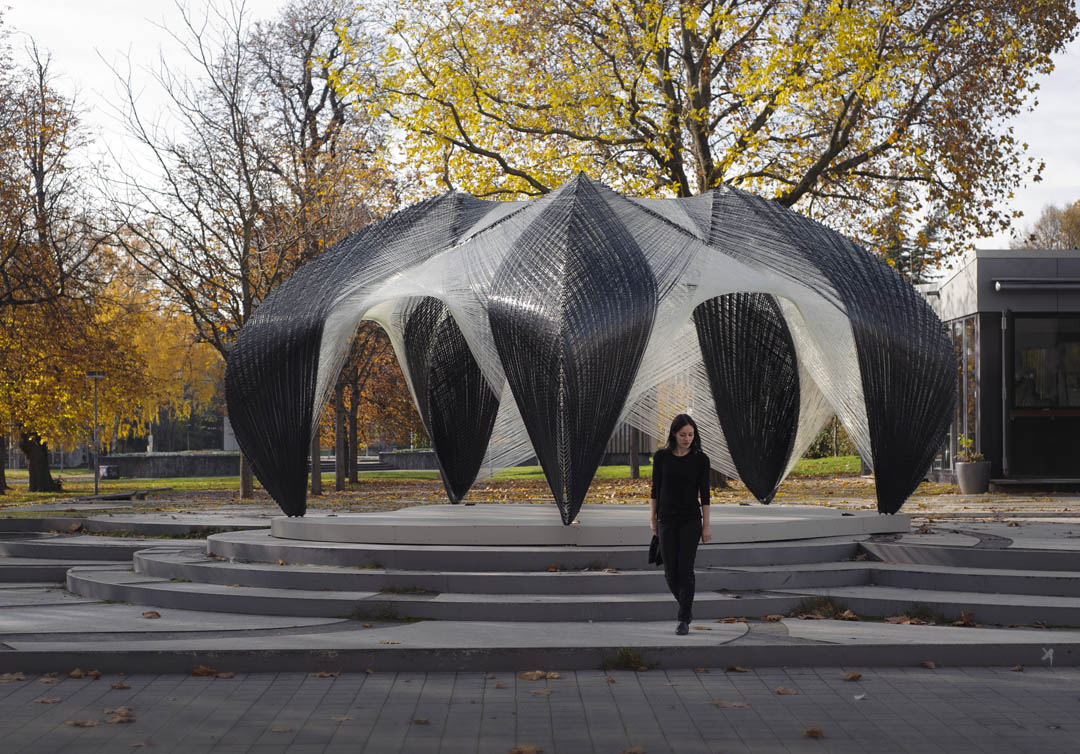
left=343, top=0, right=1078, bottom=258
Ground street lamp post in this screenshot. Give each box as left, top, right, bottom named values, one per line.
left=86, top=371, right=105, bottom=496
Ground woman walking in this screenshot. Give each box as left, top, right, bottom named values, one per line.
left=650, top=413, right=712, bottom=634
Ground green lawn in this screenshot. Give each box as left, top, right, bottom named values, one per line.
left=0, top=455, right=862, bottom=507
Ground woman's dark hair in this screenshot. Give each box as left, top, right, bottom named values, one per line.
left=665, top=413, right=702, bottom=453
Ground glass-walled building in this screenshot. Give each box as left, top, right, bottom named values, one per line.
left=919, top=249, right=1080, bottom=481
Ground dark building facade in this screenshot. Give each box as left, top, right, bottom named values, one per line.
left=920, top=250, right=1080, bottom=481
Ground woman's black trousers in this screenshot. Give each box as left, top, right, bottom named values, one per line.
left=658, top=516, right=701, bottom=623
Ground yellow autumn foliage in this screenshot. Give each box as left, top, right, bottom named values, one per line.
left=340, top=0, right=1078, bottom=256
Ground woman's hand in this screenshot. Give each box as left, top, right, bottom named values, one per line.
left=650, top=515, right=657, bottom=536
left=701, top=525, right=712, bottom=544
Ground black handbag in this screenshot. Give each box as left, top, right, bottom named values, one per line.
left=648, top=534, right=663, bottom=566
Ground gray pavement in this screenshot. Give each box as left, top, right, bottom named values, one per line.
left=6, top=498, right=1080, bottom=750
left=1, top=667, right=1077, bottom=753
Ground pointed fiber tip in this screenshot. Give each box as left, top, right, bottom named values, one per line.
left=875, top=496, right=905, bottom=515
left=556, top=498, right=584, bottom=526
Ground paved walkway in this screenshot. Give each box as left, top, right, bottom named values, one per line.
left=1, top=667, right=1076, bottom=753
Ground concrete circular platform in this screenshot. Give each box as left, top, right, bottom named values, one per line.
left=271, top=503, right=909, bottom=546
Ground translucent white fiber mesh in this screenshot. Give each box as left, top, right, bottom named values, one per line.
left=314, top=180, right=873, bottom=491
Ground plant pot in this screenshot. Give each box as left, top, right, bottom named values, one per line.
left=955, top=461, right=991, bottom=494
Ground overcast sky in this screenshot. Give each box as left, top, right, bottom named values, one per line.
left=6, top=1, right=1079, bottom=249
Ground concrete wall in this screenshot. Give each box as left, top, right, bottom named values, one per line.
left=379, top=450, right=652, bottom=470
left=107, top=452, right=241, bottom=478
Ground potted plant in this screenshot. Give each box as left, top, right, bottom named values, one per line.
left=955, top=436, right=991, bottom=494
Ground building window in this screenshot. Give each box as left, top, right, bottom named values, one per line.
left=1013, top=315, right=1080, bottom=408
left=936, top=314, right=979, bottom=470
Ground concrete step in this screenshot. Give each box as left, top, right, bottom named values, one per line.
left=0, top=557, right=130, bottom=582
left=870, top=562, right=1080, bottom=598
left=67, top=566, right=804, bottom=621
left=784, top=585, right=1080, bottom=627
left=865, top=541, right=1080, bottom=571
left=0, top=533, right=202, bottom=560
left=132, top=548, right=868, bottom=595
left=206, top=529, right=863, bottom=571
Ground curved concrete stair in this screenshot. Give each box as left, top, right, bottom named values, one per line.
left=0, top=556, right=130, bottom=582
left=206, top=529, right=863, bottom=570
left=131, top=548, right=867, bottom=594
left=0, top=532, right=201, bottom=560
left=66, top=566, right=806, bottom=620
left=785, top=585, right=1080, bottom=627
left=865, top=541, right=1080, bottom=571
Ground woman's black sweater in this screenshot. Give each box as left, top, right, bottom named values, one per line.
left=651, top=448, right=710, bottom=521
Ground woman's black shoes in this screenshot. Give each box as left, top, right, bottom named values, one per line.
left=676, top=621, right=689, bottom=635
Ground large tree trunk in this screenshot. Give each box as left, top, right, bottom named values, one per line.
left=310, top=420, right=322, bottom=495
left=334, top=382, right=346, bottom=491
left=349, top=378, right=358, bottom=483
left=239, top=452, right=254, bottom=499
left=19, top=433, right=61, bottom=492
left=629, top=426, right=640, bottom=480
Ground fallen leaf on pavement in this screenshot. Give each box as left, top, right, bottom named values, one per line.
left=838, top=610, right=859, bottom=621
left=508, top=746, right=543, bottom=754
left=309, top=672, right=338, bottom=678
left=191, top=666, right=217, bottom=676
left=69, top=668, right=85, bottom=678
left=921, top=661, right=937, bottom=670
left=362, top=623, right=373, bottom=628
left=142, top=611, right=161, bottom=619
left=843, top=672, right=862, bottom=682
left=216, top=672, right=235, bottom=679
left=604, top=676, right=615, bottom=684
left=953, top=611, right=976, bottom=627
left=0, top=672, right=27, bottom=682
left=622, top=747, right=647, bottom=754
left=775, top=687, right=799, bottom=695
left=331, top=715, right=352, bottom=722
left=1012, top=665, right=1024, bottom=672
left=693, top=667, right=708, bottom=673
left=804, top=727, right=825, bottom=738
left=762, top=615, right=783, bottom=622
left=66, top=719, right=98, bottom=727
left=34, top=698, right=60, bottom=704
left=412, top=717, right=429, bottom=724
left=495, top=681, right=508, bottom=689
left=485, top=673, right=497, bottom=679
left=104, top=706, right=135, bottom=724
left=111, top=682, right=132, bottom=690
left=711, top=699, right=748, bottom=709
left=379, top=640, right=400, bottom=645
left=88, top=670, right=102, bottom=680
left=692, top=626, right=712, bottom=631
left=724, top=666, right=749, bottom=673
left=530, top=689, right=552, bottom=696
